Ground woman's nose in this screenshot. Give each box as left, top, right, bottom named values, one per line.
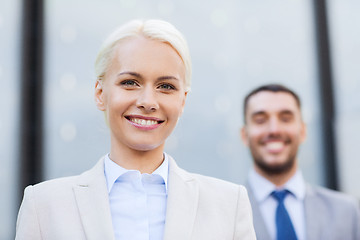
left=136, top=88, right=159, bottom=112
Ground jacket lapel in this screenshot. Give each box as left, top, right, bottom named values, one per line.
left=304, top=185, right=326, bottom=240
left=245, top=182, right=271, bottom=240
left=73, top=157, right=115, bottom=240
left=163, top=156, right=199, bottom=240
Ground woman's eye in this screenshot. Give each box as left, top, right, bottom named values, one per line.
left=159, top=83, right=175, bottom=90
left=120, top=80, right=138, bottom=86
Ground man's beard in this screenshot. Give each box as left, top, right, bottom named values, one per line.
left=249, top=141, right=298, bottom=175
left=253, top=153, right=296, bottom=175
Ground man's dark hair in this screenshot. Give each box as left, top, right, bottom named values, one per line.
left=243, top=84, right=301, bottom=123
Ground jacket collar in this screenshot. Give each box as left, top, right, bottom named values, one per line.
left=73, top=155, right=200, bottom=240
left=73, top=157, right=115, bottom=240
left=163, top=155, right=199, bottom=240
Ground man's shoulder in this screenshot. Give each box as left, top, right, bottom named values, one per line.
left=306, top=184, right=359, bottom=209
left=305, top=184, right=360, bottom=239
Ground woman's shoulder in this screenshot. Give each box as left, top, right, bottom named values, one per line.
left=24, top=175, right=80, bottom=199
left=25, top=156, right=105, bottom=196
left=34, top=174, right=79, bottom=187
left=167, top=154, right=245, bottom=195
left=190, top=172, right=246, bottom=194
left=172, top=164, right=246, bottom=198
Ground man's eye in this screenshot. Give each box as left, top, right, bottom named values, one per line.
left=159, top=83, right=175, bottom=90
left=281, top=115, right=293, bottom=122
left=252, top=116, right=267, bottom=124
left=254, top=118, right=266, bottom=124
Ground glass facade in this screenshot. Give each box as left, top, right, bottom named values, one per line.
left=0, top=0, right=21, bottom=239
left=43, top=0, right=322, bottom=186
left=328, top=0, right=360, bottom=198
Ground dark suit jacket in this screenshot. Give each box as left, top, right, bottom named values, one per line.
left=246, top=182, right=360, bottom=240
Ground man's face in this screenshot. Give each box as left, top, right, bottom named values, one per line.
left=241, top=91, right=306, bottom=175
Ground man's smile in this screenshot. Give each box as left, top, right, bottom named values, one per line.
left=264, top=141, right=285, bottom=153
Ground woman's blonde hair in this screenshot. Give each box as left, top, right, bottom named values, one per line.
left=95, top=19, right=192, bottom=92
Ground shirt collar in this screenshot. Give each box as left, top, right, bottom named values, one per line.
left=248, top=169, right=306, bottom=202
left=283, top=170, right=306, bottom=200
left=152, top=152, right=169, bottom=191
left=104, top=153, right=169, bottom=193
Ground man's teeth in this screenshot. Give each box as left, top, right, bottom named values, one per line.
left=266, top=142, right=284, bottom=151
left=131, top=118, right=158, bottom=126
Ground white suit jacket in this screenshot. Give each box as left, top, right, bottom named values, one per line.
left=16, top=156, right=256, bottom=240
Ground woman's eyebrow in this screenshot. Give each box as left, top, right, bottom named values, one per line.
left=157, top=76, right=179, bottom=81
left=118, top=71, right=142, bottom=78
left=117, top=72, right=179, bottom=82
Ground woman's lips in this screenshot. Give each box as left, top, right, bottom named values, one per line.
left=125, top=115, right=164, bottom=130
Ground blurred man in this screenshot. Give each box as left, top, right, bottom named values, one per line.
left=241, top=84, right=360, bottom=240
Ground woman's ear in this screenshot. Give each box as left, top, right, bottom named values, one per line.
left=179, top=91, right=188, bottom=115
left=94, top=80, right=106, bottom=111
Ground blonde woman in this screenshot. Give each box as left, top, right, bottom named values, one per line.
left=16, top=19, right=256, bottom=240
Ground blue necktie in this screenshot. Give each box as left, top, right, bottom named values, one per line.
left=272, top=190, right=298, bottom=240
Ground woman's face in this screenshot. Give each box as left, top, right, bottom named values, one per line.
left=95, top=36, right=187, bottom=152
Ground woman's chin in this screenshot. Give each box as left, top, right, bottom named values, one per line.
left=129, top=142, right=164, bottom=152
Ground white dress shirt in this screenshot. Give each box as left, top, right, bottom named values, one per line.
left=104, top=153, right=169, bottom=240
left=248, top=169, right=306, bottom=240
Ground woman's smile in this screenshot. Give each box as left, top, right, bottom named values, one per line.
left=125, top=115, right=164, bottom=130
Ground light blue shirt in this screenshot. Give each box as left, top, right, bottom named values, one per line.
left=104, top=153, right=169, bottom=240
left=248, top=169, right=306, bottom=240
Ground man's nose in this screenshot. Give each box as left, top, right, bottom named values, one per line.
left=268, top=118, right=281, bottom=133
left=136, top=88, right=159, bottom=112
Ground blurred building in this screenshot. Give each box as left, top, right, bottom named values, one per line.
left=1, top=0, right=359, bottom=238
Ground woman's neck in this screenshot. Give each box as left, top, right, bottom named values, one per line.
left=109, top=141, right=165, bottom=174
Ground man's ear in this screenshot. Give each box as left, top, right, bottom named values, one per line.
left=240, top=126, right=250, bottom=146
left=300, top=121, right=307, bottom=143
left=94, top=80, right=106, bottom=111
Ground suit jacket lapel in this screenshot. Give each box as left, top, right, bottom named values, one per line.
left=245, top=182, right=271, bottom=240
left=304, top=185, right=326, bottom=240
left=73, top=157, right=115, bottom=240
left=163, top=156, right=199, bottom=240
